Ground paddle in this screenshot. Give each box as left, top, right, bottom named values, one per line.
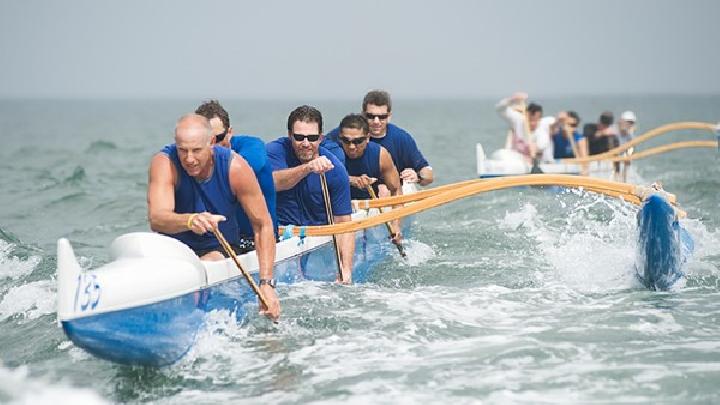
left=521, top=101, right=543, bottom=174
left=365, top=185, right=407, bottom=259
left=211, top=227, right=271, bottom=312
left=280, top=175, right=687, bottom=237
left=319, top=172, right=345, bottom=282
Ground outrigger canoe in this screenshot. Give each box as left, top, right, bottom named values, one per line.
left=476, top=121, right=719, bottom=179
left=55, top=178, right=694, bottom=366
left=476, top=145, right=617, bottom=179
left=56, top=206, right=411, bottom=367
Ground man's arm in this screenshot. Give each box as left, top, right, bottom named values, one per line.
left=333, top=214, right=355, bottom=283
left=272, top=156, right=334, bottom=191
left=327, top=163, right=355, bottom=283
left=228, top=154, right=280, bottom=320
left=417, top=167, right=434, bottom=186
left=379, top=148, right=403, bottom=241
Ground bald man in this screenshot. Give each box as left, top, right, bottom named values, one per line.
left=147, top=113, right=280, bottom=320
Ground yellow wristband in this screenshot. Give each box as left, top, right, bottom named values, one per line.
left=187, top=213, right=198, bottom=230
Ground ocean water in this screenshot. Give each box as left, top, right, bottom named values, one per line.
left=0, top=96, right=719, bottom=404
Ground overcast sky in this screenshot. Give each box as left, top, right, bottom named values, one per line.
left=1, top=0, right=718, bottom=99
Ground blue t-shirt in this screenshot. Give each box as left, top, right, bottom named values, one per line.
left=552, top=131, right=585, bottom=159
left=327, top=123, right=429, bottom=174
left=229, top=135, right=278, bottom=237
left=345, top=141, right=382, bottom=200
left=160, top=144, right=240, bottom=250
left=320, top=138, right=345, bottom=166
left=266, top=137, right=352, bottom=226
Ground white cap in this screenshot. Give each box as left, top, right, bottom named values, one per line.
left=620, top=111, right=637, bottom=122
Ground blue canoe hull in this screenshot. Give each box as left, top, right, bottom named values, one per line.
left=636, top=194, right=693, bottom=291
left=62, top=222, right=407, bottom=366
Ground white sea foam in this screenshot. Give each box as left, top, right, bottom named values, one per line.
left=0, top=240, right=40, bottom=282
left=397, top=239, right=435, bottom=267
left=0, top=364, right=108, bottom=405
left=0, top=280, right=56, bottom=322
left=499, top=195, right=645, bottom=292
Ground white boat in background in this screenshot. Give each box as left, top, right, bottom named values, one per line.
left=476, top=144, right=617, bottom=179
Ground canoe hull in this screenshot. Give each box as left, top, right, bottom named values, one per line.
left=58, top=215, right=409, bottom=366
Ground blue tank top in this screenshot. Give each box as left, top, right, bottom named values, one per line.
left=345, top=142, right=382, bottom=200
left=552, top=131, right=584, bottom=159
left=161, top=144, right=239, bottom=251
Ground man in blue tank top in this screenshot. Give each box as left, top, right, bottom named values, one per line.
left=194, top=100, right=278, bottom=243
left=147, top=114, right=279, bottom=319
left=327, top=90, right=434, bottom=190
left=337, top=113, right=402, bottom=244
left=551, top=111, right=587, bottom=159
left=266, top=105, right=355, bottom=283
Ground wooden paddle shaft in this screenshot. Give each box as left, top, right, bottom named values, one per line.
left=212, top=228, right=269, bottom=309
left=319, top=172, right=345, bottom=282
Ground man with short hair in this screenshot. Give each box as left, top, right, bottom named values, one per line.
left=194, top=100, right=278, bottom=243
left=588, top=111, right=618, bottom=155
left=496, top=92, right=555, bottom=162
left=328, top=90, right=433, bottom=186
left=147, top=114, right=279, bottom=319
left=266, top=105, right=354, bottom=282
left=551, top=111, right=587, bottom=159
left=337, top=113, right=402, bottom=243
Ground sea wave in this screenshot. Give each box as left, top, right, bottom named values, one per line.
left=0, top=240, right=40, bottom=283
left=0, top=280, right=55, bottom=322
left=85, top=140, right=118, bottom=152
left=0, top=364, right=107, bottom=405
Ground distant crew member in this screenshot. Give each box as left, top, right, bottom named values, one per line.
left=618, top=110, right=637, bottom=147
left=337, top=113, right=402, bottom=244
left=496, top=92, right=556, bottom=162
left=328, top=89, right=433, bottom=188
left=266, top=105, right=355, bottom=282
left=617, top=110, right=637, bottom=181
left=194, top=100, right=278, bottom=243
left=147, top=114, right=279, bottom=319
left=551, top=111, right=587, bottom=159
left=587, top=111, right=618, bottom=155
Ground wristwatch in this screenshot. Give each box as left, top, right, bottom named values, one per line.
left=259, top=278, right=277, bottom=288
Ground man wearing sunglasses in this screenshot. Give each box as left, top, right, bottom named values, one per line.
left=148, top=114, right=280, bottom=320
left=195, top=100, right=278, bottom=245
left=338, top=113, right=403, bottom=244
left=266, top=105, right=354, bottom=282
left=327, top=90, right=433, bottom=188
left=551, top=111, right=587, bottom=159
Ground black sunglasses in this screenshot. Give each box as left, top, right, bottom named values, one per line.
left=364, top=113, right=389, bottom=121
left=292, top=134, right=320, bottom=142
left=214, top=129, right=227, bottom=142
left=339, top=136, right=367, bottom=145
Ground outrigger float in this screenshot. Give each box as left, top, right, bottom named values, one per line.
left=477, top=121, right=719, bottom=179
left=57, top=175, right=695, bottom=366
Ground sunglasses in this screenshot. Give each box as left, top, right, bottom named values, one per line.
left=568, top=122, right=578, bottom=128
left=339, top=136, right=367, bottom=145
left=292, top=134, right=320, bottom=142
left=214, top=129, right=227, bottom=142
left=364, top=113, right=389, bottom=121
